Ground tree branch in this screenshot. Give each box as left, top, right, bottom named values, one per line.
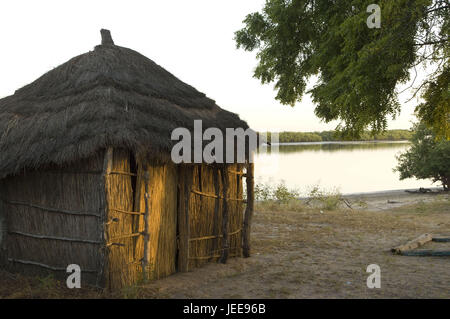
left=414, top=39, right=449, bottom=46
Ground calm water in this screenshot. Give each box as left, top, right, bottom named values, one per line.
left=254, top=141, right=435, bottom=195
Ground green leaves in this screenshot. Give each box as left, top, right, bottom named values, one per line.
left=235, top=0, right=448, bottom=138
left=395, top=122, right=450, bottom=190
left=415, top=66, right=450, bottom=139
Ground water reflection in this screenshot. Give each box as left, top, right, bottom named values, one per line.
left=254, top=141, right=434, bottom=194
left=258, top=141, right=411, bottom=154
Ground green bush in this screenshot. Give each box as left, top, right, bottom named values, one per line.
left=273, top=182, right=299, bottom=203
left=395, top=123, right=450, bottom=190
left=254, top=181, right=299, bottom=203
left=254, top=182, right=273, bottom=201
left=307, top=184, right=342, bottom=211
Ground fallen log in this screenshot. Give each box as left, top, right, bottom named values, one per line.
left=432, top=237, right=450, bottom=243
left=391, top=233, right=433, bottom=254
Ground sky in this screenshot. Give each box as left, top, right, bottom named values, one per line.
left=0, top=0, right=427, bottom=132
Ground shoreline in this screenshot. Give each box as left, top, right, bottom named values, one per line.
left=294, top=187, right=447, bottom=212
left=343, top=187, right=447, bottom=212
left=295, top=187, right=443, bottom=200
left=263, top=140, right=410, bottom=146
left=342, top=187, right=443, bottom=198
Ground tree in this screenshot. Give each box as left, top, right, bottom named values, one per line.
left=395, top=122, right=450, bottom=190
left=235, top=0, right=449, bottom=138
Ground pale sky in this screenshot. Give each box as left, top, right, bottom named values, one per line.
left=0, top=0, right=424, bottom=132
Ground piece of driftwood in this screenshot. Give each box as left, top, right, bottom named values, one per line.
left=400, top=250, right=450, bottom=257
left=342, top=198, right=353, bottom=209
left=391, top=233, right=433, bottom=254
left=405, top=188, right=432, bottom=194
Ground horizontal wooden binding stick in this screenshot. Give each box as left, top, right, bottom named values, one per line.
left=8, top=230, right=102, bottom=244
left=108, top=170, right=138, bottom=177
left=188, top=253, right=239, bottom=260
left=106, top=243, right=126, bottom=247
left=108, top=232, right=143, bottom=241
left=109, top=208, right=144, bottom=216
left=191, top=189, right=246, bottom=202
left=189, top=229, right=242, bottom=242
left=2, top=200, right=101, bottom=218
left=203, top=164, right=246, bottom=176
left=8, top=258, right=98, bottom=273
left=44, top=170, right=103, bottom=175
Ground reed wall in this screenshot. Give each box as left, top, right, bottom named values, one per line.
left=0, top=153, right=105, bottom=285
left=186, top=164, right=245, bottom=269
left=0, top=148, right=248, bottom=290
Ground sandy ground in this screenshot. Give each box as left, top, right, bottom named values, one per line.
left=0, top=190, right=449, bottom=299
left=343, top=188, right=446, bottom=212
left=134, top=190, right=450, bottom=299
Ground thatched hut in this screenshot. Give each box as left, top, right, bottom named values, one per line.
left=0, top=30, right=255, bottom=289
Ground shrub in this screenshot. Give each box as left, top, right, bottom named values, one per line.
left=254, top=181, right=300, bottom=203
left=307, top=184, right=342, bottom=210
left=254, top=182, right=273, bottom=201
left=395, top=123, right=450, bottom=190
left=273, top=182, right=299, bottom=203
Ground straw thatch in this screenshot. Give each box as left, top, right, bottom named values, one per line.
left=0, top=30, right=254, bottom=289
left=0, top=30, right=249, bottom=179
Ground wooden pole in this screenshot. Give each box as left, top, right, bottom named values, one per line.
left=141, top=168, right=150, bottom=281
left=219, top=166, right=229, bottom=264
left=242, top=162, right=254, bottom=258
left=212, top=166, right=220, bottom=255
left=177, top=165, right=193, bottom=272
left=97, top=147, right=113, bottom=288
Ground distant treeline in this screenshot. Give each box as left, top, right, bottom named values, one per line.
left=263, top=130, right=413, bottom=143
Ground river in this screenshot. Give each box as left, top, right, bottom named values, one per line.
left=254, top=141, right=436, bottom=195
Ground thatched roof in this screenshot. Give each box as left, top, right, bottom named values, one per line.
left=0, top=30, right=250, bottom=178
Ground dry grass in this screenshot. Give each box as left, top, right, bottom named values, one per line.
left=1, top=193, right=449, bottom=299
